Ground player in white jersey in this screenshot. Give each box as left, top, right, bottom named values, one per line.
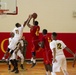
left=50, top=32, right=75, bottom=75
left=8, top=20, right=27, bottom=51
left=8, top=32, right=14, bottom=70
left=17, top=38, right=24, bottom=69
left=8, top=36, right=24, bottom=70
left=9, top=39, right=24, bottom=73
left=2, top=19, right=28, bottom=59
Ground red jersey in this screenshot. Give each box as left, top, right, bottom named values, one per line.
left=30, top=25, right=40, bottom=52
left=30, top=25, right=40, bottom=40
left=41, top=34, right=52, bottom=64
left=42, top=35, right=51, bottom=50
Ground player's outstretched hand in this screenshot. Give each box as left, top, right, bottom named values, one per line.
left=53, top=58, right=57, bottom=63
left=28, top=14, right=32, bottom=19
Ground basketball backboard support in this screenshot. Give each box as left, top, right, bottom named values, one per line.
left=0, top=0, right=18, bottom=15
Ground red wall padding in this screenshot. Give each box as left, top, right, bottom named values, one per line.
left=0, top=32, right=76, bottom=60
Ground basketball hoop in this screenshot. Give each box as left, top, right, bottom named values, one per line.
left=0, top=9, right=9, bottom=15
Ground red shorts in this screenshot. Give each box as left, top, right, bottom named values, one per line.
left=31, top=39, right=40, bottom=52
left=43, top=49, right=52, bottom=64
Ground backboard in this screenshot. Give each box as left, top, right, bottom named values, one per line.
left=0, top=0, right=18, bottom=15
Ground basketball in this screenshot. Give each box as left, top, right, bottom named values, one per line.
left=32, top=13, right=37, bottom=19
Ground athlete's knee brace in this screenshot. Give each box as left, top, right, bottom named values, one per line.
left=10, top=50, right=14, bottom=55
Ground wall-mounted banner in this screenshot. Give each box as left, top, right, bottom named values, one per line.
left=0, top=32, right=76, bottom=60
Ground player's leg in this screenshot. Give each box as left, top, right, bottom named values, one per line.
left=7, top=53, right=13, bottom=70
left=2, top=48, right=11, bottom=60
left=47, top=50, right=52, bottom=73
left=13, top=59, right=19, bottom=73
left=11, top=59, right=19, bottom=73
left=44, top=64, right=49, bottom=75
left=10, top=60, right=16, bottom=72
left=44, top=64, right=52, bottom=75
left=47, top=64, right=52, bottom=72
left=51, top=64, right=57, bottom=75
left=2, top=38, right=17, bottom=59
left=10, top=52, right=16, bottom=72
left=22, top=45, right=27, bottom=58
left=61, top=57, right=69, bottom=75
left=10, top=50, right=19, bottom=73
left=17, top=50, right=24, bottom=69
left=8, top=59, right=11, bottom=70
left=51, top=55, right=62, bottom=75
left=31, top=40, right=41, bottom=68
left=43, top=51, right=52, bottom=75
left=31, top=41, right=41, bottom=68
left=31, top=51, right=36, bottom=68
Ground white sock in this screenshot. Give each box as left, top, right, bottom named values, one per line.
left=31, top=57, right=33, bottom=61
left=33, top=59, right=36, bottom=63
left=51, top=72, right=56, bottom=75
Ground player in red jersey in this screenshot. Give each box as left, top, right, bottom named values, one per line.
left=27, top=14, right=40, bottom=68
left=39, top=29, right=52, bottom=75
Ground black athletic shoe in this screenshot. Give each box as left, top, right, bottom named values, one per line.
left=31, top=63, right=36, bottom=68
left=15, top=70, right=19, bottom=73
left=20, top=64, right=24, bottom=69
left=11, top=68, right=16, bottom=72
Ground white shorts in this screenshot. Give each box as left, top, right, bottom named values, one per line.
left=8, top=37, right=19, bottom=50
left=17, top=50, right=24, bottom=60
left=10, top=50, right=24, bottom=60
left=52, top=55, right=67, bottom=72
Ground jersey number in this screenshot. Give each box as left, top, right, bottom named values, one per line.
left=57, top=43, right=62, bottom=49
left=16, top=30, right=19, bottom=34
left=35, top=28, right=39, bottom=36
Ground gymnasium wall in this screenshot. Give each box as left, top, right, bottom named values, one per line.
left=0, top=0, right=76, bottom=59
left=0, top=0, right=76, bottom=32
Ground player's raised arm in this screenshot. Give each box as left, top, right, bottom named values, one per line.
left=64, top=47, right=76, bottom=67
left=27, top=15, right=33, bottom=28
left=65, top=47, right=75, bottom=56
left=23, top=19, right=28, bottom=27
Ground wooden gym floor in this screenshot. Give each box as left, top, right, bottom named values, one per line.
left=0, top=61, right=76, bottom=75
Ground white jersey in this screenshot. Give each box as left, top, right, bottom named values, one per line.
left=8, top=25, right=24, bottom=50
left=8, top=37, right=13, bottom=44
left=9, top=38, right=11, bottom=44
left=12, top=25, right=24, bottom=40
left=50, top=40, right=66, bottom=56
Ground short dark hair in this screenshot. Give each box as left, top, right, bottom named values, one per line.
left=15, top=23, right=20, bottom=27
left=52, top=32, right=57, bottom=37
left=34, top=21, right=38, bottom=26
left=43, top=29, right=47, bottom=35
